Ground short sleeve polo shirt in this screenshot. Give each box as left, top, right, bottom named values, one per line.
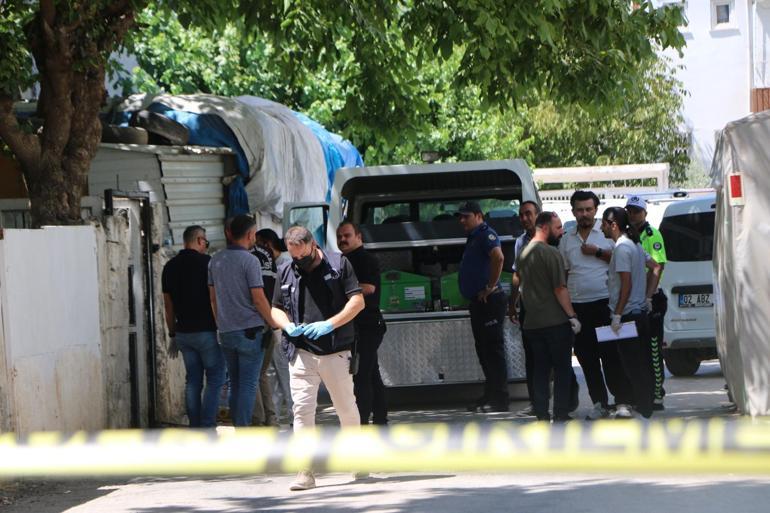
left=459, top=223, right=501, bottom=299
left=558, top=219, right=615, bottom=303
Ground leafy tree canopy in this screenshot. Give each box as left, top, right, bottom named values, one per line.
left=0, top=0, right=686, bottom=226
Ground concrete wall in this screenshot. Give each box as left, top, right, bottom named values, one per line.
left=0, top=227, right=105, bottom=434
left=753, top=4, right=770, bottom=89
left=95, top=215, right=133, bottom=428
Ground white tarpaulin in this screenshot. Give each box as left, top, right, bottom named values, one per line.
left=117, top=93, right=327, bottom=218
left=710, top=109, right=770, bottom=416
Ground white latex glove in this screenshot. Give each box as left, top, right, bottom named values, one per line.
left=645, top=297, right=654, bottom=312
left=611, top=314, right=623, bottom=334
left=569, top=317, right=582, bottom=334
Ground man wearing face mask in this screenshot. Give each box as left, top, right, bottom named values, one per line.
left=271, top=226, right=365, bottom=491
left=516, top=212, right=581, bottom=422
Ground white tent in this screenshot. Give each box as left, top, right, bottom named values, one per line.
left=710, top=109, right=770, bottom=416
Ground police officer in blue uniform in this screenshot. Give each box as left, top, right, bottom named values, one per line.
left=458, top=201, right=509, bottom=412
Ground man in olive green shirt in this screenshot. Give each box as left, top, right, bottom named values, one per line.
left=626, top=195, right=667, bottom=410
left=516, top=211, right=581, bottom=421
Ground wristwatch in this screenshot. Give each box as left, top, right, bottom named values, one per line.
left=595, top=248, right=603, bottom=258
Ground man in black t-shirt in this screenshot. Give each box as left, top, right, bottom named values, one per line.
left=337, top=221, right=388, bottom=425
left=271, top=226, right=364, bottom=491
left=162, top=225, right=225, bottom=428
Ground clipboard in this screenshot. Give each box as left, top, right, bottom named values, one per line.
left=595, top=322, right=638, bottom=342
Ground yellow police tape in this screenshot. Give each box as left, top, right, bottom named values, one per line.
left=1, top=418, right=770, bottom=478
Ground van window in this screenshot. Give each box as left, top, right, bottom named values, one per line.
left=362, top=198, right=520, bottom=225
left=659, top=211, right=715, bottom=262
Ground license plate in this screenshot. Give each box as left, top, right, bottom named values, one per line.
left=678, top=293, right=713, bottom=308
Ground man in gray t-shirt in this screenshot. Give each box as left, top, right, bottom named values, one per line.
left=208, top=215, right=275, bottom=427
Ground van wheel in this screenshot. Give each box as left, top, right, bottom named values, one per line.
left=664, top=349, right=701, bottom=377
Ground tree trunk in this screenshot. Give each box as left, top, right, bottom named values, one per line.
left=0, top=2, right=139, bottom=228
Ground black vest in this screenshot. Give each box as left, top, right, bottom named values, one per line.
left=278, top=251, right=355, bottom=359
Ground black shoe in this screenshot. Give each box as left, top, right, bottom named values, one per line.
left=569, top=382, right=580, bottom=412
left=466, top=396, right=488, bottom=412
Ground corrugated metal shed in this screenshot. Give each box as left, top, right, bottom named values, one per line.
left=88, top=143, right=235, bottom=248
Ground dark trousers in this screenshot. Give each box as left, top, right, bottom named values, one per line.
left=649, top=290, right=668, bottom=401
left=574, top=299, right=616, bottom=407
left=469, top=291, right=509, bottom=407
left=616, top=311, right=655, bottom=418
left=525, top=322, right=575, bottom=421
left=521, top=301, right=578, bottom=408
left=353, top=321, right=388, bottom=425
left=518, top=302, right=535, bottom=403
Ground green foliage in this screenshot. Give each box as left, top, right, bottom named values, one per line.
left=520, top=59, right=690, bottom=183
left=0, top=3, right=35, bottom=96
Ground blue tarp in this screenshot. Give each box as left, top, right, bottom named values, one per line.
left=293, top=112, right=364, bottom=202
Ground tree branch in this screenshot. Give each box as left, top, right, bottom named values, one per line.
left=0, top=94, right=41, bottom=172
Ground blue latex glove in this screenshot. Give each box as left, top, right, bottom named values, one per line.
left=303, top=320, right=334, bottom=340
left=283, top=322, right=306, bottom=338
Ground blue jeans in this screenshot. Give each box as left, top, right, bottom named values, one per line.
left=219, top=328, right=264, bottom=427
left=176, top=331, right=226, bottom=428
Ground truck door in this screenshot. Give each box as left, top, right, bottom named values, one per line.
left=282, top=202, right=330, bottom=249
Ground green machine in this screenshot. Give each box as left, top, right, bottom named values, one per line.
left=379, top=270, right=432, bottom=312
left=440, top=271, right=513, bottom=309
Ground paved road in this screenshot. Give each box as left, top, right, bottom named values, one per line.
left=6, top=360, right=764, bottom=513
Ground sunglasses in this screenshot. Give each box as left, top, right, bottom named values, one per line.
left=199, top=236, right=210, bottom=249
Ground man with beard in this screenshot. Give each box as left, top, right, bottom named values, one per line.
left=559, top=190, right=623, bottom=420
left=516, top=212, right=581, bottom=422
left=336, top=221, right=388, bottom=425
left=458, top=201, right=509, bottom=413
left=511, top=201, right=581, bottom=417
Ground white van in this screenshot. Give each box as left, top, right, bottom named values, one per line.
left=284, top=160, right=540, bottom=388
left=657, top=194, right=718, bottom=376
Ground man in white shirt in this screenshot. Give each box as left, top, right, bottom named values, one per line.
left=559, top=190, right=631, bottom=420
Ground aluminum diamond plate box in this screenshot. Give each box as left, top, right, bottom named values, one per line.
left=378, top=313, right=526, bottom=386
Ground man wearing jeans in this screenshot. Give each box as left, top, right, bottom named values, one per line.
left=271, top=226, right=364, bottom=491
left=162, top=225, right=225, bottom=428
left=208, top=215, right=275, bottom=427
left=516, top=212, right=582, bottom=422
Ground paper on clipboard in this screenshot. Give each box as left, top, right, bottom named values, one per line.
left=595, top=322, right=638, bottom=342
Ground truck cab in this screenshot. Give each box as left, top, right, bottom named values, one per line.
left=284, top=159, right=540, bottom=388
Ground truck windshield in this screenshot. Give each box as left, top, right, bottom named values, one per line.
left=659, top=211, right=715, bottom=262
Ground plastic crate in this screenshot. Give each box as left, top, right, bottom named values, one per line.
left=440, top=272, right=469, bottom=309
left=380, top=270, right=432, bottom=312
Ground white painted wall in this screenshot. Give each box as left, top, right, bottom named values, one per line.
left=753, top=4, right=770, bottom=88
left=658, top=0, right=752, bottom=171
left=0, top=226, right=105, bottom=434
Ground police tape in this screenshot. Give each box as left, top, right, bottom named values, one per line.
left=1, top=418, right=770, bottom=478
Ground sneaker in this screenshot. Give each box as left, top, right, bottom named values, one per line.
left=470, top=402, right=509, bottom=413
left=352, top=472, right=370, bottom=481
left=289, top=470, right=316, bottom=491
left=585, top=402, right=610, bottom=421
left=614, top=404, right=633, bottom=419
left=515, top=404, right=536, bottom=417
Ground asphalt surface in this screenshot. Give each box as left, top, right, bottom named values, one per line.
left=4, top=360, right=762, bottom=513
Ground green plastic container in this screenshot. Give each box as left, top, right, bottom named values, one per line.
left=440, top=271, right=514, bottom=309
left=440, top=272, right=469, bottom=309
left=379, top=270, right=432, bottom=312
